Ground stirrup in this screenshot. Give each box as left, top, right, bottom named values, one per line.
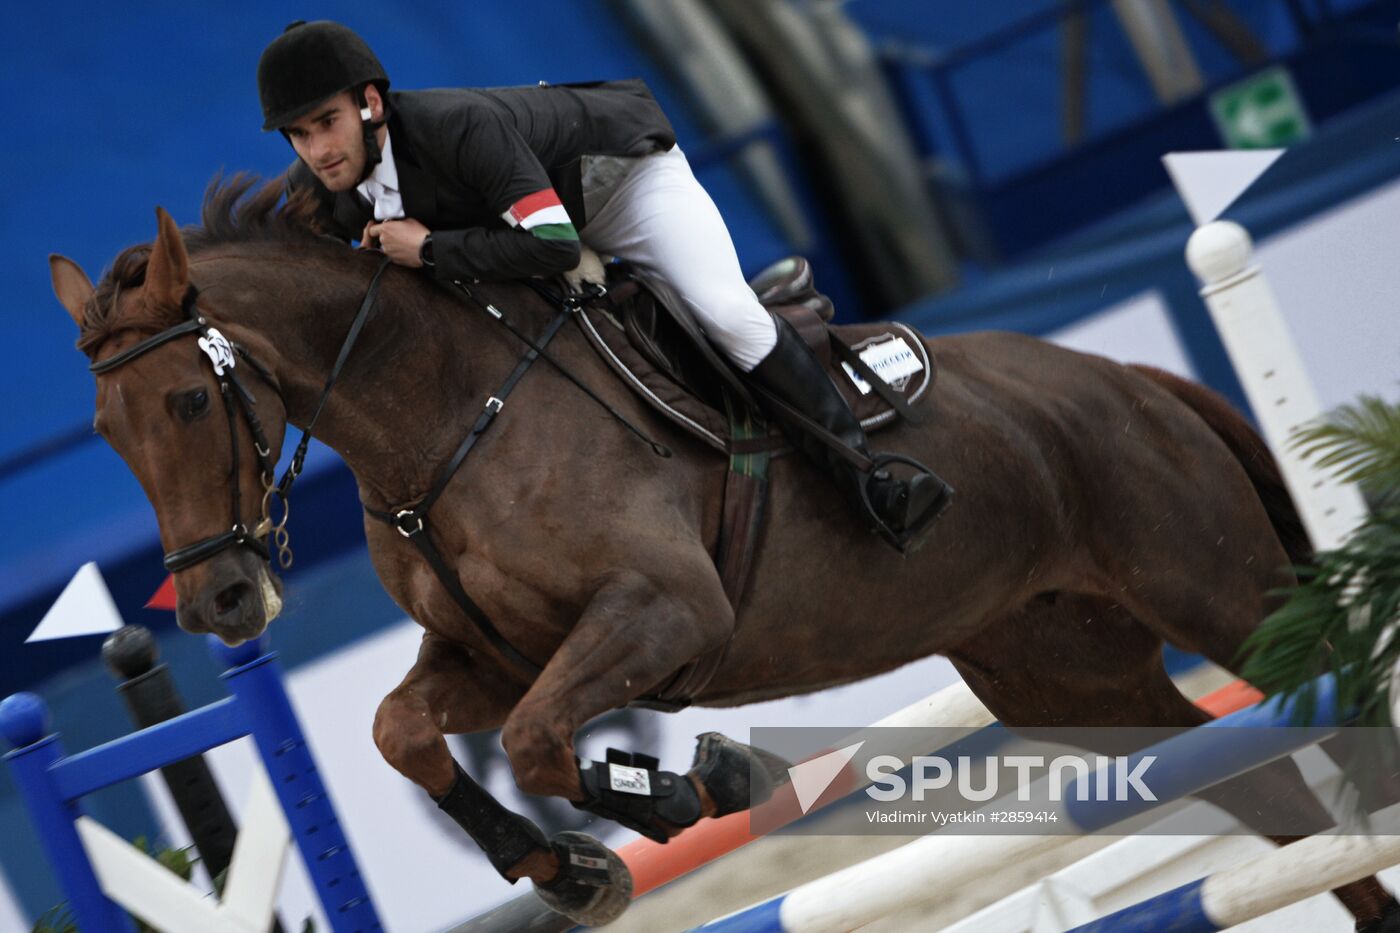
left=861, top=452, right=955, bottom=553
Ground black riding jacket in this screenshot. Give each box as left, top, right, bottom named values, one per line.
left=286, top=79, right=675, bottom=283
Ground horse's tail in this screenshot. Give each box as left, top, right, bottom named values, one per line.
left=1129, top=364, right=1313, bottom=567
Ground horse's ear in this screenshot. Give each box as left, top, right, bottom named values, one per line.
left=49, top=254, right=95, bottom=328
left=145, top=206, right=190, bottom=312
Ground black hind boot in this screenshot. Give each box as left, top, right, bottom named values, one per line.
left=747, top=317, right=952, bottom=551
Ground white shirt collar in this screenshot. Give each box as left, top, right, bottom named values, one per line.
left=356, top=131, right=402, bottom=218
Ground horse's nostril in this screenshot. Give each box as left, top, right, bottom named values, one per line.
left=213, top=582, right=250, bottom=617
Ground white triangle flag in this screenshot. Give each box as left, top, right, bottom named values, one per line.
left=27, top=562, right=125, bottom=642
left=788, top=741, right=864, bottom=815
left=1163, top=149, right=1285, bottom=226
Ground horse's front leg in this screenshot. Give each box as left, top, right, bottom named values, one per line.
left=373, top=633, right=516, bottom=790
left=501, top=563, right=782, bottom=843
left=372, top=632, right=629, bottom=925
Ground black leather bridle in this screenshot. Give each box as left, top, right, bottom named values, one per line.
left=91, top=260, right=665, bottom=679
left=88, top=258, right=394, bottom=573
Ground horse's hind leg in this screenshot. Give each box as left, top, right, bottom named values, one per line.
left=373, top=632, right=631, bottom=924
left=1075, top=423, right=1400, bottom=929
left=500, top=561, right=779, bottom=840
left=950, top=594, right=1399, bottom=930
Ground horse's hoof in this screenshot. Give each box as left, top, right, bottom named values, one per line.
left=691, top=732, right=792, bottom=816
left=534, top=831, right=633, bottom=926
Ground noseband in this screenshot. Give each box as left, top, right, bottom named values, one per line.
left=88, top=258, right=393, bottom=573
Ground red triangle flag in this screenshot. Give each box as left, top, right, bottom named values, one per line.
left=146, top=575, right=177, bottom=610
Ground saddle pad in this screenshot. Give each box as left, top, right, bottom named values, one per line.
left=576, top=302, right=934, bottom=454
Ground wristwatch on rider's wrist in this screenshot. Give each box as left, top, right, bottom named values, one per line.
left=419, top=234, right=435, bottom=268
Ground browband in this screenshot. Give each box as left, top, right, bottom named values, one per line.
left=90, top=287, right=203, bottom=375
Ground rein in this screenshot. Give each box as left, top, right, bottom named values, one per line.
left=459, top=280, right=672, bottom=459
left=92, top=257, right=667, bottom=679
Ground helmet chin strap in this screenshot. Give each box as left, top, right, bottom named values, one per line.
left=276, top=87, right=388, bottom=186
left=355, top=88, right=386, bottom=185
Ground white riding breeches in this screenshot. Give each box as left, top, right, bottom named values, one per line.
left=579, top=147, right=778, bottom=372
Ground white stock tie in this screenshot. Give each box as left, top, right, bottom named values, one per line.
left=367, top=180, right=404, bottom=221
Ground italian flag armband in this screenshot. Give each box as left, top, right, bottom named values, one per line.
left=502, top=188, right=578, bottom=241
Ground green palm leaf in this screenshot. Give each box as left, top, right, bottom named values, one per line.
left=1243, top=392, right=1400, bottom=711
left=1237, top=392, right=1400, bottom=820
left=1291, top=395, right=1400, bottom=502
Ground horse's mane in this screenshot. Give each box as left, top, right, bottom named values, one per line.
left=76, top=174, right=336, bottom=356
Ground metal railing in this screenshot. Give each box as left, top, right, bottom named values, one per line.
left=877, top=0, right=1375, bottom=188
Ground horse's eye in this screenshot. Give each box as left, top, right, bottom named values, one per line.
left=179, top=389, right=210, bottom=421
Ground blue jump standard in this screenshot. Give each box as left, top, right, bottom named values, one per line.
left=0, top=636, right=383, bottom=933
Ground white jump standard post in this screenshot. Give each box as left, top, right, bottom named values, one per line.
left=1184, top=219, right=1368, bottom=550
left=1162, top=138, right=1372, bottom=551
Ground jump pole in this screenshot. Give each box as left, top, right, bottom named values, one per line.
left=455, top=679, right=1260, bottom=932
left=622, top=678, right=1256, bottom=897
left=1067, top=818, right=1400, bottom=932
left=689, top=676, right=1341, bottom=933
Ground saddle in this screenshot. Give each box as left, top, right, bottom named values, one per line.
left=573, top=257, right=935, bottom=710
left=577, top=257, right=934, bottom=454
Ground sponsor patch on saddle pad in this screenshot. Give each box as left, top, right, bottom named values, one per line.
left=841, top=335, right=923, bottom=395
left=608, top=763, right=652, bottom=795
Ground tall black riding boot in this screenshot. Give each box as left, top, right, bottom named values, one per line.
left=747, top=318, right=953, bottom=551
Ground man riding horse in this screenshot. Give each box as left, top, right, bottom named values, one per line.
left=256, top=19, right=952, bottom=551
left=42, top=24, right=1400, bottom=922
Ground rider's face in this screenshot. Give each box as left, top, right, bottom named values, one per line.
left=284, top=87, right=383, bottom=191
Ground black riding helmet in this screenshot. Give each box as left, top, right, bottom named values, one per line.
left=257, top=20, right=389, bottom=177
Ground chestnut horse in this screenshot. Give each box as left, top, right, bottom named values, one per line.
left=47, top=179, right=1399, bottom=928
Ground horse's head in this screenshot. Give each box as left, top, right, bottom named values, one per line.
left=51, top=207, right=288, bottom=645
